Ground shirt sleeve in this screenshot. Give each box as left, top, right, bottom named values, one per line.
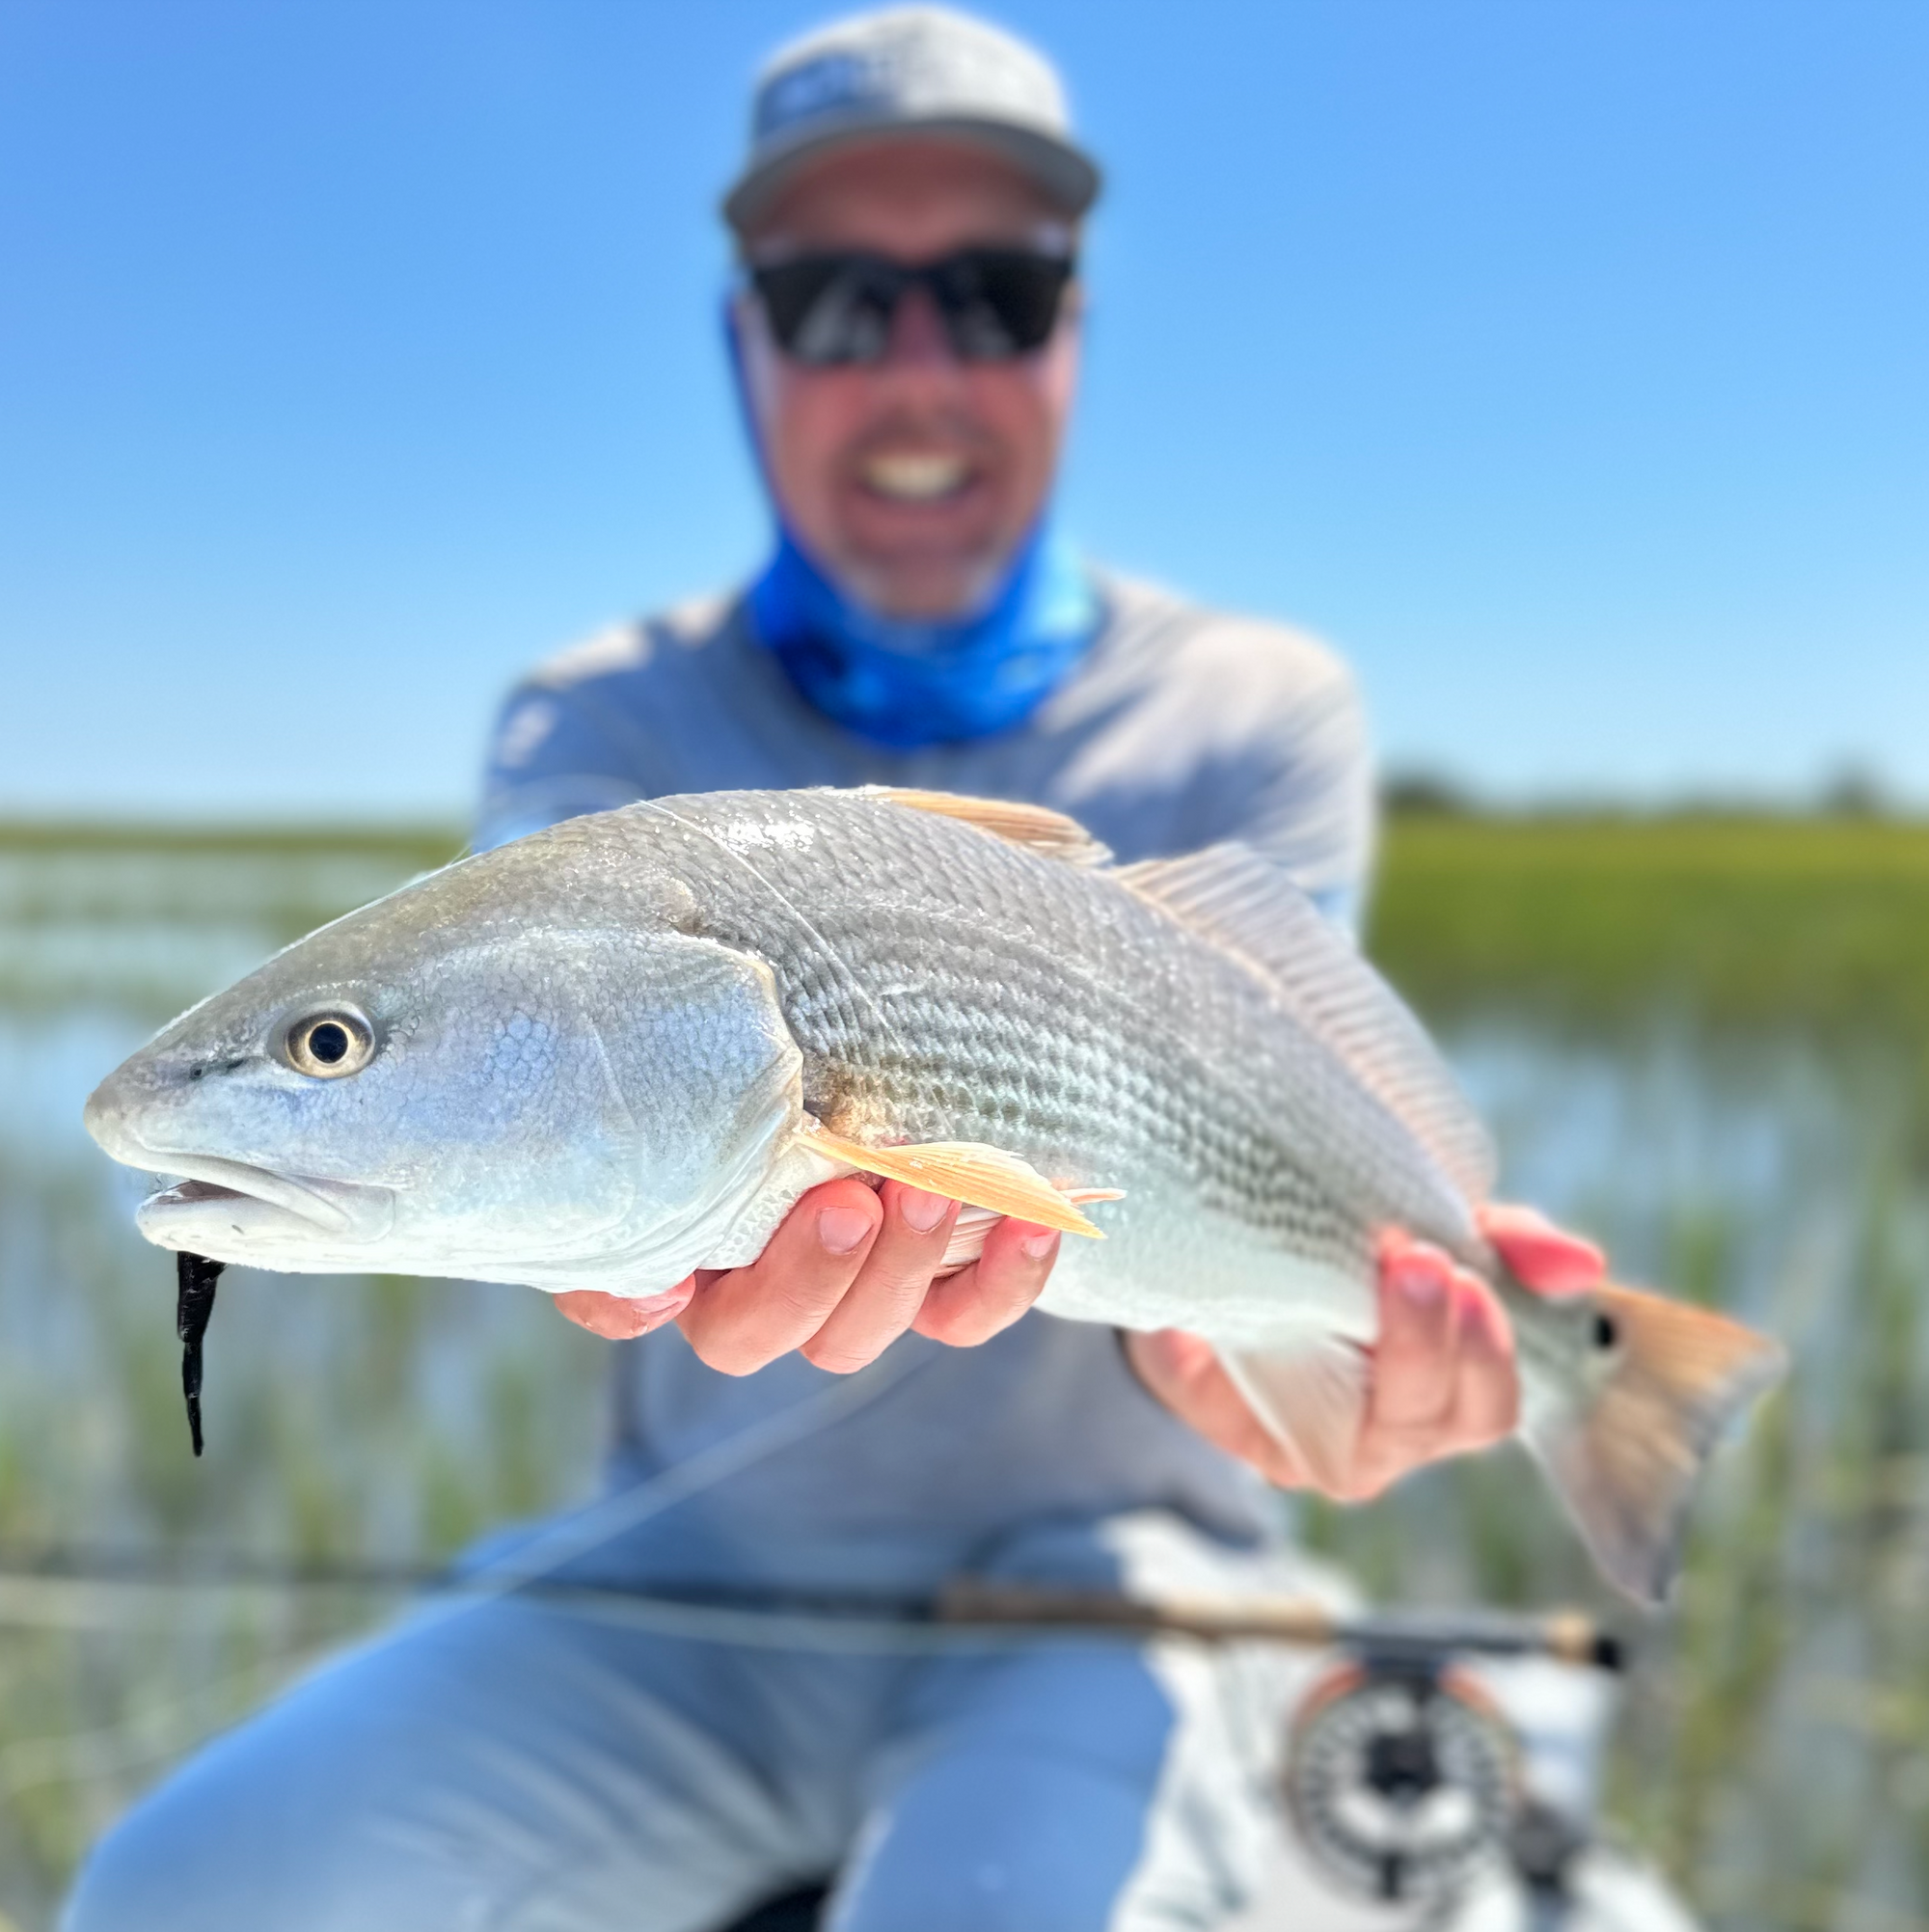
left=1234, top=654, right=1377, bottom=935
left=474, top=683, right=657, bottom=853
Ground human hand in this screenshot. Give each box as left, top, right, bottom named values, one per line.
left=1123, top=1205, right=1605, bottom=1501
left=552, top=1178, right=1061, bottom=1374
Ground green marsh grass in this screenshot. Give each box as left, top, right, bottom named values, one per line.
left=2, top=810, right=1926, bottom=1927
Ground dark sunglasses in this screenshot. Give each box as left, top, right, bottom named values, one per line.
left=749, top=247, right=1076, bottom=367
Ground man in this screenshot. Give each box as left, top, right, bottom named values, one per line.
left=67, top=11, right=1598, bottom=1929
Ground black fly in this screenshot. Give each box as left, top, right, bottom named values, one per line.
left=176, top=1251, right=225, bottom=1456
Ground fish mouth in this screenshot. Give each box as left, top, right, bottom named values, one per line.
left=141, top=1156, right=350, bottom=1229
left=130, top=1151, right=394, bottom=1253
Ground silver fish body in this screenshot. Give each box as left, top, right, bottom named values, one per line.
left=85, top=787, right=1783, bottom=1600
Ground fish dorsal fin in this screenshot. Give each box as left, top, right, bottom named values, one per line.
left=863, top=788, right=1112, bottom=866
left=1118, top=845, right=1498, bottom=1203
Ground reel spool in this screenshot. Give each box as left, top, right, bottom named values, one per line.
left=1284, top=1658, right=1519, bottom=1905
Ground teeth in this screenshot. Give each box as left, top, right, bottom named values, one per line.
left=861, top=452, right=970, bottom=502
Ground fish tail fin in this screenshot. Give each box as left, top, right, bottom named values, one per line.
left=1525, top=1282, right=1786, bottom=1605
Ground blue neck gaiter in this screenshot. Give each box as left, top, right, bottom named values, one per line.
left=747, top=522, right=1101, bottom=751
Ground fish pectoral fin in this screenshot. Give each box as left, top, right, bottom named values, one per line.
left=1218, top=1337, right=1372, bottom=1494
left=859, top=788, right=1112, bottom=866
left=802, top=1129, right=1120, bottom=1238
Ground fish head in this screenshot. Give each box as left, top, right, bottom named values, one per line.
left=84, top=848, right=803, bottom=1291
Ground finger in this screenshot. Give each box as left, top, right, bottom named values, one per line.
left=1349, top=1267, right=1518, bottom=1498
left=1443, top=1275, right=1520, bottom=1446
left=801, top=1184, right=958, bottom=1374
left=1369, top=1236, right=1461, bottom=1431
left=553, top=1282, right=693, bottom=1341
left=1480, top=1203, right=1604, bottom=1295
left=676, top=1179, right=882, bottom=1374
left=911, top=1217, right=1058, bottom=1347
left=1123, top=1330, right=1309, bottom=1486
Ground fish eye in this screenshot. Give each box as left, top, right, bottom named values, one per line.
left=283, top=1007, right=376, bottom=1079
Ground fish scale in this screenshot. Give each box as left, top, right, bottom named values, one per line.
left=610, top=792, right=1472, bottom=1337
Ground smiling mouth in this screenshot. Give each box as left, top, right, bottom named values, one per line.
left=858, top=451, right=975, bottom=503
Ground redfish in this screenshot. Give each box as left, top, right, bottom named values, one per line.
left=85, top=788, right=1784, bottom=1600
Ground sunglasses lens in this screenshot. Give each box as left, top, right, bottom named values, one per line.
left=753, top=258, right=901, bottom=366
left=753, top=251, right=1073, bottom=366
left=933, top=252, right=1073, bottom=360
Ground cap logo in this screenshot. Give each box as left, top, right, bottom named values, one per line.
left=758, top=51, right=881, bottom=136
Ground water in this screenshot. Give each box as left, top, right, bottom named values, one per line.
left=0, top=829, right=1922, bottom=1930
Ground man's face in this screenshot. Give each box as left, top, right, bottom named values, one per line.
left=735, top=138, right=1082, bottom=619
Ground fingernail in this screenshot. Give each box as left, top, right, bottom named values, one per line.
left=1020, top=1229, right=1058, bottom=1261
left=899, top=1187, right=950, bottom=1234
left=818, top=1206, right=874, bottom=1255
left=1399, top=1265, right=1445, bottom=1307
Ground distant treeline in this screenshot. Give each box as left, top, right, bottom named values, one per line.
left=1382, top=766, right=1911, bottom=822
left=0, top=820, right=465, bottom=864
left=4, top=810, right=1926, bottom=1049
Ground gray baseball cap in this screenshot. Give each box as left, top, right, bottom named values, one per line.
left=722, top=6, right=1101, bottom=235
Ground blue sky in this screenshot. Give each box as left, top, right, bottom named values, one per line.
left=3, top=0, right=1923, bottom=820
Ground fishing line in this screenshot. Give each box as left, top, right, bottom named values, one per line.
left=373, top=1340, right=937, bottom=1626
left=0, top=1565, right=1250, bottom=1658
left=1, top=1349, right=936, bottom=1792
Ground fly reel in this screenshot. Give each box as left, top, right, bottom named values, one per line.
left=1284, top=1657, right=1520, bottom=1904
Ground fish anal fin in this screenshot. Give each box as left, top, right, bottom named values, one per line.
left=1217, top=1336, right=1371, bottom=1495
left=936, top=1190, right=1124, bottom=1272
left=805, top=1129, right=1118, bottom=1238
left=939, top=1203, right=1002, bottom=1273
left=1120, top=845, right=1497, bottom=1204
left=861, top=788, right=1112, bottom=866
